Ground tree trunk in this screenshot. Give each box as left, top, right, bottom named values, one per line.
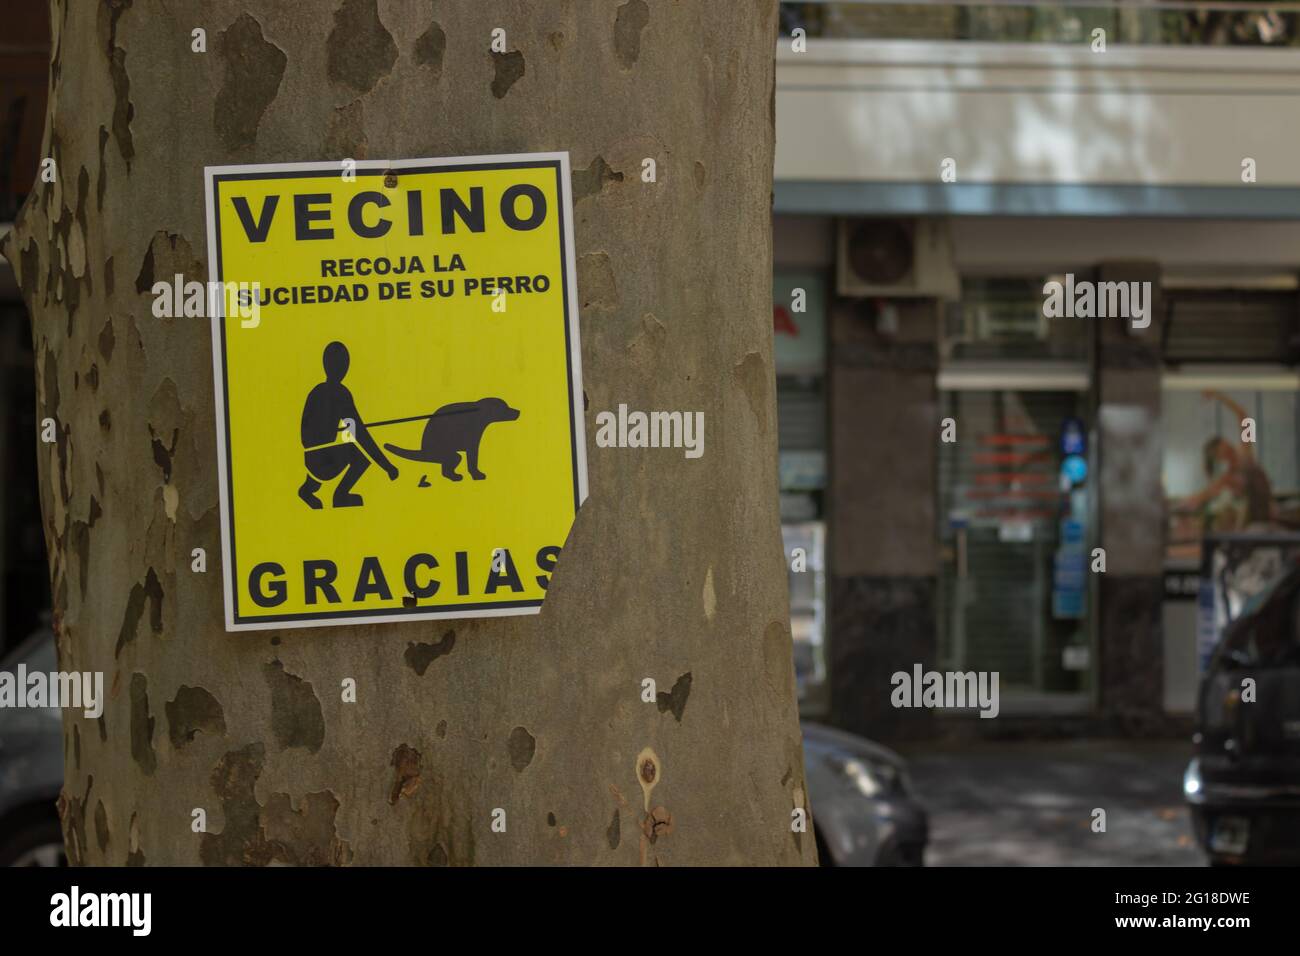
left=2, top=0, right=811, bottom=865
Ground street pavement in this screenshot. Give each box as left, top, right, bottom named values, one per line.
left=903, top=739, right=1204, bottom=866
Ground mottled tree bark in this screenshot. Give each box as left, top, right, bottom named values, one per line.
left=2, top=0, right=811, bottom=865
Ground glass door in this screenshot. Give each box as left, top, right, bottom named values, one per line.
left=938, top=388, right=1093, bottom=701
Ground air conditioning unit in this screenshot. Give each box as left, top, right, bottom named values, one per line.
left=836, top=218, right=959, bottom=299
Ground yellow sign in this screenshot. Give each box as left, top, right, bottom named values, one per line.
left=204, top=154, right=587, bottom=631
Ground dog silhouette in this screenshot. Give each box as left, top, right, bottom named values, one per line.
left=384, top=397, right=520, bottom=482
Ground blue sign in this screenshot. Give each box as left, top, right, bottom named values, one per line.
left=1053, top=587, right=1085, bottom=620
left=1053, top=516, right=1087, bottom=620
left=1197, top=579, right=1218, bottom=672
left=1061, top=417, right=1086, bottom=456
left=1062, top=454, right=1088, bottom=486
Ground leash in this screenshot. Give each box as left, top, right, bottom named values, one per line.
left=301, top=411, right=446, bottom=453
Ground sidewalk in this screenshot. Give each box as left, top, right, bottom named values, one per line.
left=903, top=739, right=1203, bottom=866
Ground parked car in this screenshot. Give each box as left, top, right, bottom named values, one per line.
left=1185, top=556, right=1300, bottom=865
left=803, top=721, right=927, bottom=865
left=0, top=627, right=64, bottom=866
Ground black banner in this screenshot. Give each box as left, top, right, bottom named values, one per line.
left=0, top=865, right=1281, bottom=942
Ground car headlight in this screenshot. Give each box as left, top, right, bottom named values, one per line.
left=1183, top=757, right=1203, bottom=803
left=833, top=756, right=900, bottom=799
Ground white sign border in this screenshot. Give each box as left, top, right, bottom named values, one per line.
left=204, top=152, right=589, bottom=633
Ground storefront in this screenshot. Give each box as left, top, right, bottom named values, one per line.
left=772, top=35, right=1300, bottom=737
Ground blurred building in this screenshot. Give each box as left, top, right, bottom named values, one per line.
left=775, top=3, right=1300, bottom=740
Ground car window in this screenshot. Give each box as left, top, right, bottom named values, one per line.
left=1220, top=592, right=1300, bottom=671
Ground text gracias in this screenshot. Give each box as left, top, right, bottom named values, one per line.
left=247, top=546, right=563, bottom=609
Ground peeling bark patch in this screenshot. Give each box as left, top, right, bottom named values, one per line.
left=58, top=787, right=86, bottom=866
left=546, top=812, right=556, bottom=826
left=490, top=51, right=525, bottom=99
left=135, top=231, right=203, bottom=298
left=578, top=252, right=618, bottom=311
left=40, top=344, right=71, bottom=509
left=129, top=673, right=157, bottom=775
left=607, top=808, right=620, bottom=849
left=572, top=155, right=624, bottom=204
left=641, top=805, right=674, bottom=844
left=733, top=350, right=768, bottom=434
left=149, top=425, right=178, bottom=482
left=69, top=520, right=90, bottom=600
left=404, top=629, right=455, bottom=675
left=103, top=256, right=114, bottom=296
left=49, top=1, right=64, bottom=87
left=126, top=812, right=144, bottom=866
left=389, top=743, right=421, bottom=804
left=655, top=672, right=692, bottom=722
left=115, top=567, right=163, bottom=657
left=134, top=239, right=154, bottom=293
left=507, top=726, right=535, bottom=772
left=70, top=168, right=91, bottom=305
left=103, top=0, right=135, bottom=166
left=20, top=238, right=41, bottom=306
left=614, top=1, right=650, bottom=69
left=44, top=205, right=80, bottom=318
left=408, top=793, right=476, bottom=861
left=98, top=319, right=115, bottom=361
left=96, top=126, right=109, bottom=209
left=166, top=685, right=227, bottom=749
left=94, top=799, right=110, bottom=852
left=215, top=14, right=287, bottom=151
left=414, top=20, right=446, bottom=79
left=327, top=0, right=397, bottom=93
left=263, top=790, right=351, bottom=865
left=73, top=723, right=81, bottom=769
left=263, top=660, right=325, bottom=753
left=201, top=743, right=272, bottom=866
